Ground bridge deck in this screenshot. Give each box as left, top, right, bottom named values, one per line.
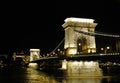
left=30, top=53, right=120, bottom=63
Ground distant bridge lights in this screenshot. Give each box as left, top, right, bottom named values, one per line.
left=29, top=49, right=41, bottom=69
left=29, top=49, right=40, bottom=61
left=100, top=46, right=113, bottom=54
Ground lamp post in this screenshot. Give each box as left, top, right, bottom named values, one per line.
left=105, top=46, right=111, bottom=53
left=100, top=48, right=104, bottom=53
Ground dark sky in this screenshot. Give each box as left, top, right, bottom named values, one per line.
left=1, top=0, right=120, bottom=55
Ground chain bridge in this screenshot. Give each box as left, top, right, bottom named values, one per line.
left=28, top=17, right=120, bottom=75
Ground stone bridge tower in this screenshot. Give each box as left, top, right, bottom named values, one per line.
left=62, top=17, right=97, bottom=56
left=29, top=49, right=40, bottom=61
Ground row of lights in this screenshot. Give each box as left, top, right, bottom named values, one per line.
left=41, top=49, right=64, bottom=58
left=101, top=46, right=110, bottom=51
left=100, top=46, right=120, bottom=54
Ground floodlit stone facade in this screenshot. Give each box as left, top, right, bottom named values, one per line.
left=62, top=17, right=97, bottom=56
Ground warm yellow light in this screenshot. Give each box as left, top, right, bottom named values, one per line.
left=62, top=59, right=67, bottom=70
left=78, top=43, right=81, bottom=46
left=30, top=49, right=40, bottom=51
left=65, top=17, right=94, bottom=23
left=68, top=49, right=77, bottom=55
left=72, top=61, right=79, bottom=65
left=84, top=61, right=93, bottom=67
left=28, top=63, right=38, bottom=69
left=101, top=48, right=104, bottom=50
left=92, top=49, right=96, bottom=53
left=88, top=48, right=96, bottom=53
left=107, top=46, right=110, bottom=49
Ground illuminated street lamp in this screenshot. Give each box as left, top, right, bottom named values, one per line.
left=101, top=48, right=104, bottom=51
left=104, top=46, right=111, bottom=53
left=100, top=48, right=104, bottom=53
left=107, top=46, right=110, bottom=50
left=57, top=49, right=60, bottom=51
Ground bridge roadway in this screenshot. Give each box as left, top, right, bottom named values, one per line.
left=30, top=53, right=120, bottom=63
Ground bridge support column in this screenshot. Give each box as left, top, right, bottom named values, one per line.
left=61, top=60, right=103, bottom=76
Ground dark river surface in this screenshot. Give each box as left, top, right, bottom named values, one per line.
left=0, top=65, right=120, bottom=83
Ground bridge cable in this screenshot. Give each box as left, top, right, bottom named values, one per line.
left=49, top=37, right=65, bottom=56
left=74, top=29, right=120, bottom=38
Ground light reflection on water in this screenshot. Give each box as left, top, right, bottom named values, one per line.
left=0, top=66, right=120, bottom=83
left=25, top=68, right=104, bottom=83
left=25, top=68, right=56, bottom=83
left=56, top=76, right=112, bottom=83
left=25, top=67, right=119, bottom=83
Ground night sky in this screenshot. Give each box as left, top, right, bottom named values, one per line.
left=1, top=0, right=120, bottom=55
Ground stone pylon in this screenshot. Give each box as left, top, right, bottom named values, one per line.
left=62, top=17, right=97, bottom=56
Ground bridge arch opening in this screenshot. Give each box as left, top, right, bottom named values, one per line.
left=77, top=37, right=88, bottom=54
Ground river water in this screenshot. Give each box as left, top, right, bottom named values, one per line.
left=0, top=65, right=120, bottom=83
